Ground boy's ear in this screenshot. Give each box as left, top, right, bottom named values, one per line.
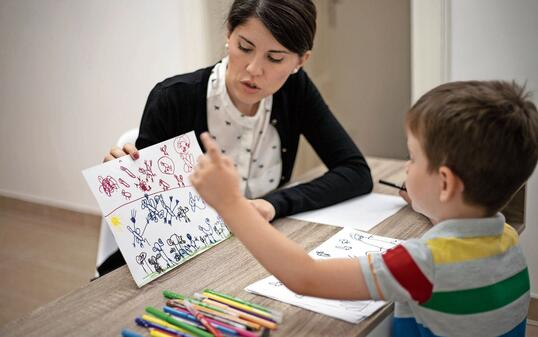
left=438, top=166, right=464, bottom=203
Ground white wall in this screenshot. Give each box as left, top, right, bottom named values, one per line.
left=0, top=1, right=218, bottom=213
left=448, top=0, right=538, bottom=296
left=411, top=0, right=449, bottom=103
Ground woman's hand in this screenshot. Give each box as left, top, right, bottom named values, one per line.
left=103, top=143, right=139, bottom=162
left=249, top=199, right=276, bottom=221
left=190, top=133, right=244, bottom=212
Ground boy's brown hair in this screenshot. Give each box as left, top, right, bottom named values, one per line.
left=407, top=80, right=538, bottom=214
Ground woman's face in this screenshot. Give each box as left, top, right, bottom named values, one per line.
left=226, top=17, right=309, bottom=114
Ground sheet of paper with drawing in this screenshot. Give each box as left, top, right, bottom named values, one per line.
left=245, top=228, right=401, bottom=323
left=82, top=131, right=230, bottom=287
left=289, top=193, right=406, bottom=231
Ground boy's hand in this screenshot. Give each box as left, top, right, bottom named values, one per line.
left=399, top=190, right=412, bottom=206
left=190, top=132, right=243, bottom=211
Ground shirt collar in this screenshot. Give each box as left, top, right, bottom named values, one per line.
left=421, top=213, right=505, bottom=240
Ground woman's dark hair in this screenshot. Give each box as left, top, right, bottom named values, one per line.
left=226, top=0, right=316, bottom=56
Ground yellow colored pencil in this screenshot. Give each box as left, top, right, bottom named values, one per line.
left=202, top=298, right=277, bottom=330
left=142, top=314, right=189, bottom=334
left=202, top=292, right=274, bottom=320
left=149, top=328, right=175, bottom=337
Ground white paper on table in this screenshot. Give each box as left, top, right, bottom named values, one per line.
left=82, top=131, right=230, bottom=287
left=289, top=193, right=406, bottom=231
left=245, top=228, right=401, bottom=323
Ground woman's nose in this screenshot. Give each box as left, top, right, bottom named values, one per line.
left=246, top=55, right=263, bottom=77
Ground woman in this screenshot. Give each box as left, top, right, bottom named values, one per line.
left=99, top=0, right=372, bottom=275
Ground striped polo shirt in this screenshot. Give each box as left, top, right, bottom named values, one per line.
left=358, top=214, right=530, bottom=337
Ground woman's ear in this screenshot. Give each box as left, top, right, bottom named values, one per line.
left=438, top=166, right=464, bottom=203
left=295, top=51, right=311, bottom=71
left=226, top=31, right=231, bottom=47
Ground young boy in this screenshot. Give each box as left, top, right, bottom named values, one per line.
left=190, top=80, right=538, bottom=337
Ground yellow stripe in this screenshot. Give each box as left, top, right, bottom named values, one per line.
left=367, top=253, right=385, bottom=300
left=427, top=224, right=518, bottom=264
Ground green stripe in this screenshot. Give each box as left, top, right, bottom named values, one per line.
left=421, top=268, right=529, bottom=314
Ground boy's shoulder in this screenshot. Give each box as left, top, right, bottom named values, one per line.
left=388, top=216, right=529, bottom=337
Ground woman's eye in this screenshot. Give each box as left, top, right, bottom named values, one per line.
left=238, top=44, right=251, bottom=52
left=267, top=55, right=283, bottom=63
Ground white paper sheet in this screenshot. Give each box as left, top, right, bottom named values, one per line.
left=289, top=193, right=406, bottom=231
left=245, top=228, right=400, bottom=323
left=82, top=131, right=230, bottom=287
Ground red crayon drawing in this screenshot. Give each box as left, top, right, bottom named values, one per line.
left=174, top=135, right=191, bottom=154
left=174, top=135, right=195, bottom=173
left=121, top=189, right=132, bottom=200
left=160, top=144, right=169, bottom=156
left=120, top=165, right=136, bottom=178
left=174, top=174, right=185, bottom=188
left=158, top=156, right=175, bottom=175
left=159, top=179, right=170, bottom=191
left=118, top=178, right=130, bottom=188
left=135, top=176, right=151, bottom=192
left=98, top=175, right=119, bottom=197
left=138, top=160, right=157, bottom=182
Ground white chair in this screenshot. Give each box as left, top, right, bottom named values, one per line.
left=95, top=128, right=139, bottom=274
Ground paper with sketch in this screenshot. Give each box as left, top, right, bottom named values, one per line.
left=289, top=193, right=406, bottom=231
left=245, top=228, right=400, bottom=323
left=82, top=131, right=230, bottom=287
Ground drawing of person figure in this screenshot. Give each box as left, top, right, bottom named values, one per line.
left=188, top=192, right=206, bottom=213
left=167, top=233, right=187, bottom=262
left=135, top=252, right=151, bottom=274
left=177, top=205, right=190, bottom=223
left=174, top=135, right=195, bottom=173
left=199, top=218, right=217, bottom=244
left=212, top=215, right=229, bottom=239
left=185, top=233, right=198, bottom=252
left=152, top=239, right=174, bottom=268
left=148, top=254, right=163, bottom=273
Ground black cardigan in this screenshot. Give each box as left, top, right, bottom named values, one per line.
left=136, top=64, right=373, bottom=219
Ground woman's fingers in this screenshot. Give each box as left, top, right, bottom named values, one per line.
left=103, top=143, right=139, bottom=163
left=122, top=143, right=139, bottom=160
left=103, top=154, right=116, bottom=162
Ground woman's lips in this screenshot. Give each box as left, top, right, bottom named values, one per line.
left=240, top=80, right=260, bottom=94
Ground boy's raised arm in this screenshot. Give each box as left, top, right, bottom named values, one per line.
left=191, top=133, right=372, bottom=300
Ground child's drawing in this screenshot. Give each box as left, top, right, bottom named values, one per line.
left=82, top=131, right=231, bottom=287
left=245, top=228, right=400, bottom=323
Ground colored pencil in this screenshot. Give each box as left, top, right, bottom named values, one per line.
left=145, top=307, right=213, bottom=337
left=136, top=317, right=194, bottom=337
left=202, top=292, right=274, bottom=321
left=203, top=289, right=282, bottom=320
left=166, top=299, right=261, bottom=331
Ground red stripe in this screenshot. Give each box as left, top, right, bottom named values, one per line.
left=382, top=245, right=433, bottom=303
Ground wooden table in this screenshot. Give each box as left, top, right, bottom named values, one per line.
left=0, top=157, right=434, bottom=337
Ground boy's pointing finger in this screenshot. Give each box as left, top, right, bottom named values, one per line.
left=200, top=132, right=221, bottom=162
